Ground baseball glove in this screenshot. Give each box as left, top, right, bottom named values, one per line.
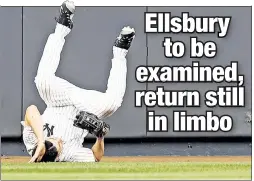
left=73, top=111, right=110, bottom=137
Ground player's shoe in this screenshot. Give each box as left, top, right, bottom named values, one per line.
left=55, top=0, right=75, bottom=29
left=114, top=26, right=135, bottom=50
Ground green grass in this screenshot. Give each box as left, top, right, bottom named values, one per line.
left=1, top=162, right=251, bottom=180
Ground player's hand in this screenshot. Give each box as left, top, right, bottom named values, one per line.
left=28, top=142, right=46, bottom=163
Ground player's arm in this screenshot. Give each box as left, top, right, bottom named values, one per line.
left=24, top=105, right=46, bottom=162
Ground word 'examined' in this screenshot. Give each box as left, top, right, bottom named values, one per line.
left=145, top=12, right=231, bottom=38
left=136, top=61, right=244, bottom=86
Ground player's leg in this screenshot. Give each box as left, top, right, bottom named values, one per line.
left=35, top=1, right=79, bottom=106
left=74, top=27, right=135, bottom=119
left=36, top=1, right=74, bottom=77
left=35, top=24, right=70, bottom=77
left=106, top=27, right=135, bottom=98
left=97, top=27, right=135, bottom=118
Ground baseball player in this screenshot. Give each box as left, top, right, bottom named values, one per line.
left=21, top=0, right=135, bottom=163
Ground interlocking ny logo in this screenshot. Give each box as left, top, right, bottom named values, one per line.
left=43, top=123, right=55, bottom=137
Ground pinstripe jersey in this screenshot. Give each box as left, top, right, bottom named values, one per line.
left=22, top=23, right=127, bottom=162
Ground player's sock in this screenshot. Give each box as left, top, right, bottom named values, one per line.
left=113, top=46, right=128, bottom=59
left=54, top=23, right=71, bottom=38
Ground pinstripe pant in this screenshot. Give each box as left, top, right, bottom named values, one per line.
left=22, top=23, right=128, bottom=162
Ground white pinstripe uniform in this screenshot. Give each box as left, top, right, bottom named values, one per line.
left=22, top=23, right=128, bottom=162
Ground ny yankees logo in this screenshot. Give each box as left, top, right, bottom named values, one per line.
left=43, top=123, right=55, bottom=137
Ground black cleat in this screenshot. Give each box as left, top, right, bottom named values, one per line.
left=55, top=0, right=75, bottom=29
left=114, top=26, right=135, bottom=50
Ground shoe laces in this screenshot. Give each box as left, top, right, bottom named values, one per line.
left=119, top=34, right=133, bottom=45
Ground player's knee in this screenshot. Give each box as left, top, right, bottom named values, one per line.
left=112, top=93, right=124, bottom=106
left=34, top=76, right=44, bottom=88
left=35, top=74, right=54, bottom=84
left=103, top=103, right=120, bottom=117
left=105, top=94, right=123, bottom=110
left=34, top=75, right=53, bottom=92
left=115, top=98, right=123, bottom=108
left=111, top=98, right=123, bottom=111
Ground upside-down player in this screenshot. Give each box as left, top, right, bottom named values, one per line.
left=21, top=0, right=135, bottom=163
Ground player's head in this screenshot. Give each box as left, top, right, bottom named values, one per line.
left=32, top=138, right=63, bottom=162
